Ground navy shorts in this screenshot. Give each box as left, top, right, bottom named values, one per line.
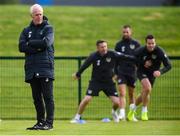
left=117, top=73, right=136, bottom=88
left=137, top=71, right=155, bottom=87
left=86, top=81, right=118, bottom=97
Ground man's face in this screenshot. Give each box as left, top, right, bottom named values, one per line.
left=31, top=8, right=43, bottom=25
left=146, top=38, right=156, bottom=52
left=122, top=27, right=132, bottom=39
left=97, top=42, right=108, bottom=56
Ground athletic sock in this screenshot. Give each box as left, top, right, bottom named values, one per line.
left=119, top=108, right=125, bottom=118
left=129, top=103, right=137, bottom=111
left=142, top=106, right=148, bottom=113
left=74, top=114, right=81, bottom=120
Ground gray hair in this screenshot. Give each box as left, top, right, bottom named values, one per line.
left=30, top=4, right=43, bottom=15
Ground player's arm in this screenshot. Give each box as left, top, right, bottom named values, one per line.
left=73, top=53, right=94, bottom=80
left=114, top=42, right=121, bottom=76
left=19, top=28, right=39, bottom=54
left=133, top=47, right=144, bottom=66
left=114, top=61, right=118, bottom=78
left=136, top=41, right=141, bottom=48
left=115, top=51, right=136, bottom=62
left=160, top=54, right=172, bottom=74
left=154, top=49, right=172, bottom=77
left=28, top=25, right=54, bottom=51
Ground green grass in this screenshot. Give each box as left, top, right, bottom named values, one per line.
left=0, top=6, right=180, bottom=56
left=0, top=120, right=180, bottom=135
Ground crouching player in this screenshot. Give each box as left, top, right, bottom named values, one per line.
left=127, top=35, right=172, bottom=121
left=70, top=40, right=135, bottom=123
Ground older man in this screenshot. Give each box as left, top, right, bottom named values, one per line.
left=19, top=4, right=54, bottom=130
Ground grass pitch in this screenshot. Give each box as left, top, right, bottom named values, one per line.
left=0, top=120, right=180, bottom=135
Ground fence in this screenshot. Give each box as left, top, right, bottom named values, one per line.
left=0, top=56, right=180, bottom=120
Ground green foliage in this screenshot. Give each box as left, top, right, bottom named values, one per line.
left=0, top=6, right=180, bottom=56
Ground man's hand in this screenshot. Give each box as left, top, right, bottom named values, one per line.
left=112, top=75, right=118, bottom=82
left=72, top=73, right=80, bottom=80
left=153, top=71, right=161, bottom=77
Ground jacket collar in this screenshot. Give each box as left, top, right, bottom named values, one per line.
left=122, top=37, right=132, bottom=42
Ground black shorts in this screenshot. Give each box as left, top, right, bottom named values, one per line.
left=137, top=71, right=155, bottom=87
left=86, top=81, right=118, bottom=97
left=117, top=73, right=136, bottom=88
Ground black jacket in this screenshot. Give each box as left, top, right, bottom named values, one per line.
left=134, top=46, right=171, bottom=75
left=76, top=50, right=135, bottom=83
left=115, top=38, right=140, bottom=76
left=19, top=16, right=54, bottom=82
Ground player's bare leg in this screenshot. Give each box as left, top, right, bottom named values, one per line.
left=77, top=95, right=93, bottom=114
left=118, top=84, right=126, bottom=120
left=141, top=79, right=151, bottom=106
left=135, top=94, right=142, bottom=106
left=127, top=85, right=139, bottom=121
left=141, top=78, right=152, bottom=120
left=127, top=86, right=138, bottom=121
left=71, top=95, right=92, bottom=123
left=128, top=86, right=135, bottom=104
left=128, top=86, right=136, bottom=111
left=110, top=96, right=120, bottom=122
left=131, top=78, right=151, bottom=121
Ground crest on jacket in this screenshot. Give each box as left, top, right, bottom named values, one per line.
left=39, top=30, right=43, bottom=35
left=152, top=54, right=157, bottom=59
left=130, top=44, right=135, bottom=49
left=106, top=57, right=111, bottom=63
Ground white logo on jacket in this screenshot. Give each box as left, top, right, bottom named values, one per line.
left=97, top=60, right=100, bottom=66
left=121, top=46, right=125, bottom=52
left=28, top=31, right=32, bottom=38
left=87, top=90, right=92, bottom=94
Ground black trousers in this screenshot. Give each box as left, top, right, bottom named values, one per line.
left=30, top=77, right=54, bottom=125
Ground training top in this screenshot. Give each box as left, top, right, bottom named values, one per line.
left=115, top=38, right=140, bottom=76
left=134, top=46, right=172, bottom=75
left=76, top=50, right=135, bottom=83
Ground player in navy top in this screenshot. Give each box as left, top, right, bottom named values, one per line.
left=127, top=35, right=171, bottom=121
left=114, top=25, right=141, bottom=121
left=70, top=40, right=135, bottom=123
